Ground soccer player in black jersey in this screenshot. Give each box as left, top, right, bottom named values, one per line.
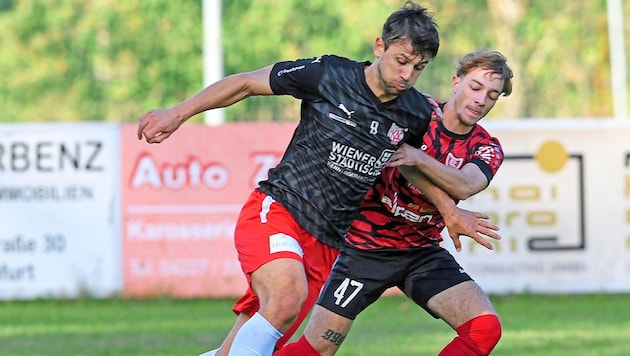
left=275, top=49, right=513, bottom=356
left=136, top=2, right=481, bottom=355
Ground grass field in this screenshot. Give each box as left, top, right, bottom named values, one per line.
left=2, top=293, right=630, bottom=355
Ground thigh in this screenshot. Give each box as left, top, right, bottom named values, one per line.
left=235, top=190, right=307, bottom=278
left=233, top=190, right=310, bottom=314
left=233, top=190, right=340, bottom=345
left=316, top=247, right=404, bottom=320
left=427, top=280, right=496, bottom=329
left=276, top=238, right=339, bottom=347
left=402, top=246, right=473, bottom=317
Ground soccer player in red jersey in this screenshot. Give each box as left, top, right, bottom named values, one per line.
left=275, top=48, right=513, bottom=356
left=136, top=3, right=495, bottom=356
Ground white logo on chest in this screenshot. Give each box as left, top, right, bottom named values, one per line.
left=338, top=103, right=355, bottom=118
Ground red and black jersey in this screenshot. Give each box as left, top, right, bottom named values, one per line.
left=258, top=55, right=433, bottom=249
left=346, top=119, right=504, bottom=250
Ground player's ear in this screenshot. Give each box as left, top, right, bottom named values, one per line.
left=373, top=37, right=385, bottom=59
left=451, top=75, right=461, bottom=93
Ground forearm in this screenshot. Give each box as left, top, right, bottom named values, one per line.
left=412, top=151, right=481, bottom=200
left=399, top=165, right=500, bottom=252
left=397, top=166, right=458, bottom=217
left=173, top=67, right=274, bottom=122
left=136, top=66, right=275, bottom=144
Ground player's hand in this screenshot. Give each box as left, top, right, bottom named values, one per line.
left=422, top=92, right=443, bottom=121
left=442, top=207, right=501, bottom=252
left=137, top=108, right=183, bottom=143
left=385, top=143, right=424, bottom=167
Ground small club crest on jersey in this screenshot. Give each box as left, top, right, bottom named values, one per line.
left=387, top=123, right=407, bottom=145
left=445, top=152, right=464, bottom=169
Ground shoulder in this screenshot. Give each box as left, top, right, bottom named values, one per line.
left=403, top=88, right=431, bottom=104
left=271, top=54, right=363, bottom=78
left=472, top=124, right=502, bottom=148
left=397, top=88, right=433, bottom=115
left=319, top=54, right=365, bottom=67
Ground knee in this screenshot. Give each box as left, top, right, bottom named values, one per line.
left=459, top=314, right=502, bottom=355
left=481, top=314, right=502, bottom=350
left=275, top=290, right=308, bottom=317
left=252, top=259, right=310, bottom=327
left=260, top=285, right=309, bottom=328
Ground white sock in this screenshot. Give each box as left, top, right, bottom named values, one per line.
left=228, top=312, right=283, bottom=356
left=198, top=348, right=219, bottom=356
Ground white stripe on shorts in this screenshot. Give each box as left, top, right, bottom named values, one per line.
left=259, top=195, right=275, bottom=223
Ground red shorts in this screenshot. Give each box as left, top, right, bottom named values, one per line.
left=232, top=189, right=339, bottom=347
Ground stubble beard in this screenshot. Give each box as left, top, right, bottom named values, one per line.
left=376, top=64, right=402, bottom=99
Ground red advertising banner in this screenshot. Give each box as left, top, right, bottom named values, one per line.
left=120, top=122, right=297, bottom=298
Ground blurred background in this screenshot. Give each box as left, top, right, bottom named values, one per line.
left=2, top=2, right=629, bottom=354
left=1, top=0, right=628, bottom=124
left=1, top=0, right=630, bottom=301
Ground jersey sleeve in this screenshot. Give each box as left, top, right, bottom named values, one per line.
left=470, top=136, right=504, bottom=183
left=269, top=56, right=327, bottom=100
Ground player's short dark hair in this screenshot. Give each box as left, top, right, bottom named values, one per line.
left=381, top=1, right=440, bottom=61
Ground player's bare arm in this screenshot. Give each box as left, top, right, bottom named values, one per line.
left=137, top=65, right=274, bottom=144
left=398, top=165, right=500, bottom=251
left=387, top=143, right=487, bottom=200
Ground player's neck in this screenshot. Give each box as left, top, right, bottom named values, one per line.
left=364, top=65, right=397, bottom=103
left=442, top=105, right=474, bottom=135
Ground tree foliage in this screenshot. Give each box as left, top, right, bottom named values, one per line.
left=0, top=0, right=627, bottom=122
left=0, top=0, right=202, bottom=122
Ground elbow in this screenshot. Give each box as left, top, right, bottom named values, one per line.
left=450, top=185, right=477, bottom=200
left=451, top=191, right=472, bottom=201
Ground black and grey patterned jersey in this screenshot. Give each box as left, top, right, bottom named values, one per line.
left=257, top=54, right=432, bottom=249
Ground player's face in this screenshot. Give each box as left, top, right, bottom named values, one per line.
left=374, top=38, right=430, bottom=100
left=451, top=68, right=504, bottom=126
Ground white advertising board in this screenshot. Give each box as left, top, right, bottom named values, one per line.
left=0, top=123, right=121, bottom=299
left=1, top=119, right=629, bottom=300
left=448, top=119, right=630, bottom=294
